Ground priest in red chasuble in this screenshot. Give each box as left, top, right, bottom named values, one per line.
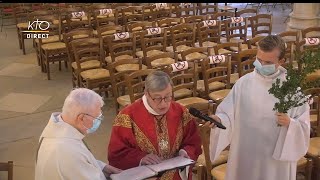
left=108, top=70, right=202, bottom=180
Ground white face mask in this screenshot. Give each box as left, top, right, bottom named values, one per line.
left=253, top=59, right=277, bottom=76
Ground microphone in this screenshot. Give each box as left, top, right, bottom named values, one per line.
left=189, top=107, right=226, bottom=129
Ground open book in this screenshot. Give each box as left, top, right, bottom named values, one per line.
left=110, top=156, right=195, bottom=180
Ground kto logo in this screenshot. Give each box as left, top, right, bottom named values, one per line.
left=22, top=19, right=50, bottom=39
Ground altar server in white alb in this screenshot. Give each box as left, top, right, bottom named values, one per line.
left=35, top=88, right=122, bottom=180
left=205, top=35, right=310, bottom=180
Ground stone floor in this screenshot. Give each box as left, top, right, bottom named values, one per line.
left=0, top=3, right=295, bottom=180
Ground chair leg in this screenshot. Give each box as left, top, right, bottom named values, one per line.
left=21, top=35, right=26, bottom=55
left=17, top=32, right=22, bottom=49
left=306, top=158, right=313, bottom=180
left=45, top=54, right=51, bottom=80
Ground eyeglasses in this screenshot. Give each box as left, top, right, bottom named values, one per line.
left=82, top=113, right=104, bottom=121
left=148, top=91, right=172, bottom=104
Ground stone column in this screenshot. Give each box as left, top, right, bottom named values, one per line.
left=286, top=3, right=320, bottom=33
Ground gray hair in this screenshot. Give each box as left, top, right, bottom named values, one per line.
left=145, top=71, right=173, bottom=92
left=61, top=88, right=104, bottom=120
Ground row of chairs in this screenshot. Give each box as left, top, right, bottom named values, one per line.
left=11, top=3, right=261, bottom=55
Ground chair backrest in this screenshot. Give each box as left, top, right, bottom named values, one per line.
left=102, top=31, right=136, bottom=64
left=170, top=23, right=196, bottom=53
left=236, top=8, right=258, bottom=17
left=161, top=61, right=199, bottom=100
left=63, top=28, right=94, bottom=64
left=183, top=15, right=207, bottom=24
left=197, top=19, right=222, bottom=46
left=121, top=6, right=144, bottom=25
left=304, top=88, right=320, bottom=136
left=139, top=27, right=168, bottom=58
left=301, top=26, right=320, bottom=39
left=213, top=42, right=242, bottom=55
left=248, top=14, right=272, bottom=38
left=278, top=31, right=300, bottom=66
left=246, top=35, right=266, bottom=49
left=197, top=4, right=218, bottom=16
left=201, top=54, right=232, bottom=98
left=236, top=49, right=257, bottom=77
left=13, top=6, right=32, bottom=25
left=172, top=3, right=197, bottom=18
left=150, top=3, right=172, bottom=21
left=295, top=38, right=320, bottom=71
left=224, top=17, right=248, bottom=43
left=108, top=58, right=144, bottom=112
left=184, top=100, right=216, bottom=123
left=63, top=7, right=91, bottom=31
left=0, top=161, right=13, bottom=180
left=92, top=8, right=118, bottom=28
left=71, top=38, right=102, bottom=72
left=125, top=69, right=156, bottom=103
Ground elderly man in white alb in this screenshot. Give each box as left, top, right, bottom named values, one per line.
left=205, top=35, right=310, bottom=180
left=35, top=88, right=121, bottom=180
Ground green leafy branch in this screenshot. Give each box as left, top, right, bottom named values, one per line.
left=268, top=48, right=320, bottom=113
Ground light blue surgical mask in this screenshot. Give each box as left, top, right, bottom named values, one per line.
left=83, top=113, right=103, bottom=134
left=253, top=59, right=276, bottom=76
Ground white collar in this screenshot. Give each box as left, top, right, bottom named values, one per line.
left=142, top=95, right=161, bottom=116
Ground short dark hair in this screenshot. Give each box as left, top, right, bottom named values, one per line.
left=258, top=35, right=286, bottom=60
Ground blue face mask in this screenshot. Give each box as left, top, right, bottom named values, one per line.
left=83, top=114, right=103, bottom=134
left=253, top=59, right=276, bottom=76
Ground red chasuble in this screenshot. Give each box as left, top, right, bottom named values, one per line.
left=108, top=99, right=202, bottom=180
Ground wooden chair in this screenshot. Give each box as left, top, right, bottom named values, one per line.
left=0, top=161, right=13, bottom=180
left=13, top=6, right=31, bottom=55
left=166, top=23, right=196, bottom=55
left=301, top=26, right=320, bottom=39
left=305, top=88, right=320, bottom=137
left=63, top=28, right=94, bottom=87
left=92, top=7, right=118, bottom=28
left=195, top=19, right=221, bottom=52
left=125, top=69, right=157, bottom=105
left=296, top=157, right=313, bottom=180
left=121, top=6, right=144, bottom=26
left=229, top=49, right=257, bottom=85
left=236, top=8, right=258, bottom=17
left=137, top=27, right=168, bottom=60
left=150, top=3, right=172, bottom=21
left=38, top=16, right=68, bottom=80
left=96, top=24, right=123, bottom=38
left=201, top=54, right=232, bottom=104
left=210, top=11, right=234, bottom=37
left=277, top=31, right=300, bottom=69
left=71, top=38, right=111, bottom=95
left=172, top=3, right=197, bottom=18
left=196, top=4, right=218, bottom=16
left=222, top=17, right=249, bottom=52
left=305, top=87, right=320, bottom=180
left=145, top=52, right=177, bottom=69
left=63, top=7, right=92, bottom=32
left=108, top=58, right=146, bottom=112
left=197, top=114, right=230, bottom=180
left=183, top=15, right=207, bottom=24
left=246, top=35, right=266, bottom=49
left=102, top=32, right=136, bottom=66
left=248, top=14, right=272, bottom=38
left=295, top=38, right=320, bottom=73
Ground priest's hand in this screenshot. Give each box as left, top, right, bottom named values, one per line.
left=103, top=164, right=122, bottom=178
left=141, top=154, right=162, bottom=165
left=203, top=115, right=221, bottom=128
left=276, top=113, right=291, bottom=127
